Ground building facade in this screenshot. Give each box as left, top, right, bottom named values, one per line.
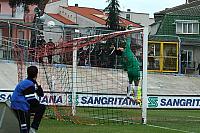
left=120, top=9, right=154, bottom=28
left=149, top=1, right=200, bottom=74
left=44, top=2, right=142, bottom=42
left=0, top=0, right=34, bottom=59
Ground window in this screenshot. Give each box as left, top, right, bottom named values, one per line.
left=176, top=20, right=199, bottom=34
left=148, top=43, right=161, bottom=70
left=126, top=14, right=130, bottom=20
left=18, top=31, right=25, bottom=46
left=181, top=50, right=193, bottom=68
left=65, top=30, right=72, bottom=41
left=193, top=23, right=198, bottom=33
left=18, top=31, right=24, bottom=39
left=148, top=44, right=161, bottom=56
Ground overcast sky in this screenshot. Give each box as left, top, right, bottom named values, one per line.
left=68, top=0, right=185, bottom=17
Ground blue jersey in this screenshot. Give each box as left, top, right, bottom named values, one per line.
left=11, top=79, right=36, bottom=112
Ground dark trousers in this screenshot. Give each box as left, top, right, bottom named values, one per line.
left=39, top=57, right=43, bottom=63
left=14, top=104, right=46, bottom=133
left=47, top=55, right=52, bottom=64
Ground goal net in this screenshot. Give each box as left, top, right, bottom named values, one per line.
left=14, top=27, right=148, bottom=125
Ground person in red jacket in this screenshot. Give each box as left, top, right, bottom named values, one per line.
left=46, top=38, right=55, bottom=64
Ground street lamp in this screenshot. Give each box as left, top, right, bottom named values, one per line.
left=34, top=7, right=45, bottom=44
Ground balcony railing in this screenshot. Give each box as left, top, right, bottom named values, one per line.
left=0, top=37, right=30, bottom=61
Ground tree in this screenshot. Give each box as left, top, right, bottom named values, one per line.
left=9, top=0, right=49, bottom=14
left=9, top=0, right=40, bottom=7
left=103, top=0, right=121, bottom=68
left=104, top=0, right=121, bottom=31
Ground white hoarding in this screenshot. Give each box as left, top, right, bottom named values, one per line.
left=148, top=96, right=200, bottom=109
left=0, top=91, right=67, bottom=106
left=1, top=91, right=200, bottom=109
left=68, top=94, right=141, bottom=108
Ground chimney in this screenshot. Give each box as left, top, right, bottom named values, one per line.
left=75, top=4, right=78, bottom=7
left=127, top=9, right=131, bottom=12
left=60, top=0, right=68, bottom=6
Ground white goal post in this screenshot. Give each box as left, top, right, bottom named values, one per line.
left=70, top=27, right=149, bottom=124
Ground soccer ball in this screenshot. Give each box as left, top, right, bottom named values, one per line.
left=126, top=25, right=133, bottom=30
left=47, top=21, right=55, bottom=28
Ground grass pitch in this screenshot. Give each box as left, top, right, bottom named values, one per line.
left=39, top=119, right=183, bottom=133
left=38, top=108, right=200, bottom=133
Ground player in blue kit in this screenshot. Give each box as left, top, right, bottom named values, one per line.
left=11, top=66, right=46, bottom=133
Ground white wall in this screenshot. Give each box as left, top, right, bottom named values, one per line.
left=46, top=2, right=106, bottom=28
left=120, top=11, right=155, bottom=31
left=59, top=6, right=105, bottom=28
left=43, top=14, right=65, bottom=42
left=149, top=22, right=160, bottom=35
left=45, top=0, right=68, bottom=14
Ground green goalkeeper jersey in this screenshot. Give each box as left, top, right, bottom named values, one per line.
left=121, top=37, right=140, bottom=71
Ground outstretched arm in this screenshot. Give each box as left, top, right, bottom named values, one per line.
left=125, top=37, right=131, bottom=50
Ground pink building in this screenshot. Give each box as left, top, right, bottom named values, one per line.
left=0, top=0, right=35, bottom=44
left=0, top=0, right=37, bottom=59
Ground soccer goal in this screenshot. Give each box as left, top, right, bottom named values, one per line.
left=14, top=27, right=148, bottom=125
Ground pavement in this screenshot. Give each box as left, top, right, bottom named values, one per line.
left=148, top=73, right=200, bottom=95
left=0, top=102, right=20, bottom=133
left=0, top=60, right=18, bottom=90
left=0, top=60, right=200, bottom=95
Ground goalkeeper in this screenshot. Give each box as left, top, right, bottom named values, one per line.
left=115, top=36, right=140, bottom=100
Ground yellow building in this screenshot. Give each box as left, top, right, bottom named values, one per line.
left=148, top=41, right=179, bottom=72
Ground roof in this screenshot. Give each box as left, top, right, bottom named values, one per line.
left=48, top=0, right=60, bottom=3
left=62, top=6, right=142, bottom=28
left=149, top=35, right=200, bottom=46
left=155, top=0, right=200, bottom=15
left=168, top=5, right=200, bottom=16
left=119, top=18, right=141, bottom=27
left=47, top=13, right=77, bottom=25
left=64, top=6, right=106, bottom=25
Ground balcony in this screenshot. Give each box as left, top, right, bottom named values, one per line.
left=0, top=4, right=24, bottom=20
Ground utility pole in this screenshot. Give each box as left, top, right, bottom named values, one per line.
left=33, top=7, right=45, bottom=61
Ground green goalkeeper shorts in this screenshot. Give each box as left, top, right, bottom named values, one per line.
left=127, top=68, right=140, bottom=83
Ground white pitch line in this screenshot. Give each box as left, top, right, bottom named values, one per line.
left=147, top=124, right=194, bottom=133
left=188, top=116, right=200, bottom=119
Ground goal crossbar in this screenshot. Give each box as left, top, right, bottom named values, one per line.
left=36, top=28, right=144, bottom=58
